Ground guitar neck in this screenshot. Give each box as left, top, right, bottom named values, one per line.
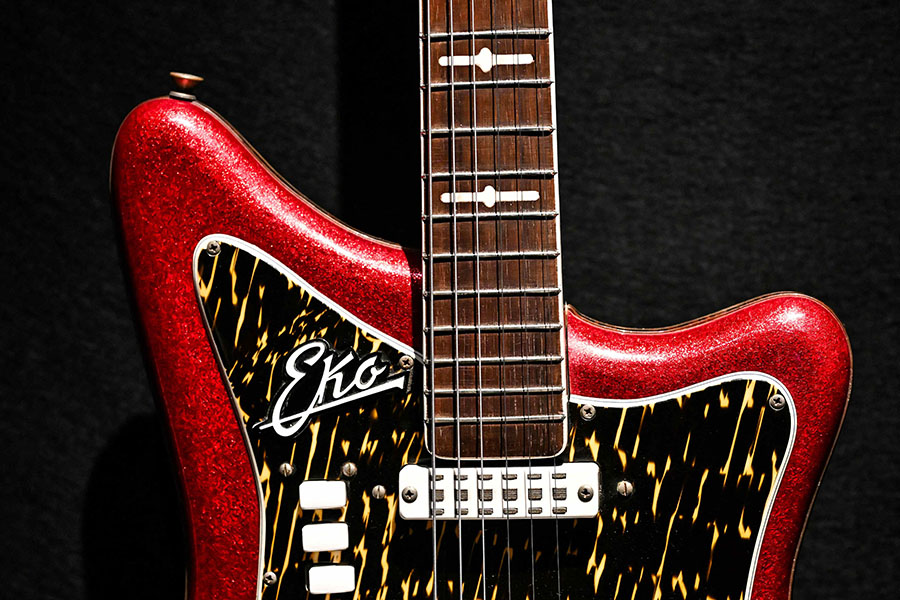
left=419, top=0, right=567, bottom=460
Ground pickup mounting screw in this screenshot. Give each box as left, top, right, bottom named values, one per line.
left=579, top=404, right=596, bottom=421
left=401, top=486, right=418, bottom=503
left=617, top=480, right=634, bottom=497
left=399, top=355, right=414, bottom=370
left=371, top=485, right=387, bottom=500
left=263, top=571, right=277, bottom=585
left=768, top=394, right=786, bottom=411
left=278, top=462, right=294, bottom=477
left=205, top=240, right=221, bottom=256
left=341, top=462, right=358, bottom=478
left=577, top=485, right=594, bottom=502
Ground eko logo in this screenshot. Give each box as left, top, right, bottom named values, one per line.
left=258, top=339, right=408, bottom=437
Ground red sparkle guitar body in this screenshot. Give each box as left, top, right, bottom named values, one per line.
left=112, top=97, right=850, bottom=600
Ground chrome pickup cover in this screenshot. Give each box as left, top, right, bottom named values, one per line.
left=398, top=463, right=600, bottom=520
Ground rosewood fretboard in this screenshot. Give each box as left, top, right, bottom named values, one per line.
left=420, top=0, right=567, bottom=460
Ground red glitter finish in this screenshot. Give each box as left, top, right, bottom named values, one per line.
left=566, top=297, right=851, bottom=600
left=112, top=98, right=851, bottom=600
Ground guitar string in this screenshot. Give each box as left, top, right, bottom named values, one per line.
left=503, top=0, right=535, bottom=596
left=465, top=2, right=490, bottom=600
left=424, top=1, right=440, bottom=599
left=446, top=2, right=469, bottom=599
left=525, top=0, right=552, bottom=595
left=487, top=3, right=515, bottom=600
left=536, top=1, right=564, bottom=598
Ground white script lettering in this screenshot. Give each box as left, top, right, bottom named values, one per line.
left=259, top=339, right=407, bottom=437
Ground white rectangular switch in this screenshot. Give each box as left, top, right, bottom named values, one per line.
left=301, top=522, right=349, bottom=552
left=307, top=565, right=356, bottom=594
left=299, top=480, right=347, bottom=510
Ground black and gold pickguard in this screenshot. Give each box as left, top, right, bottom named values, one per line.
left=194, top=236, right=794, bottom=600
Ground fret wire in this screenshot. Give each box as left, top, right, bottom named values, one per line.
left=430, top=414, right=566, bottom=424
left=430, top=168, right=556, bottom=179
left=427, top=286, right=560, bottom=297
left=427, top=250, right=559, bottom=259
left=428, top=125, right=554, bottom=136
left=431, top=354, right=564, bottom=365
left=429, top=322, right=562, bottom=332
left=424, top=28, right=551, bottom=40
left=428, top=386, right=565, bottom=395
left=427, top=78, right=552, bottom=89
left=429, top=210, right=558, bottom=221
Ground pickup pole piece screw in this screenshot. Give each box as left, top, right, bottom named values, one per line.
left=399, top=355, right=414, bottom=370
left=768, top=394, right=786, bottom=411
left=341, top=462, right=358, bottom=478
left=278, top=462, right=294, bottom=477
left=617, top=480, right=634, bottom=497
left=205, top=240, right=221, bottom=256
left=577, top=485, right=594, bottom=502
left=371, top=485, right=387, bottom=500
left=263, top=571, right=277, bottom=585
left=401, top=486, right=418, bottom=503
left=580, top=404, right=596, bottom=421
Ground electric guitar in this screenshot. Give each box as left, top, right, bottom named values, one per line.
left=111, top=2, right=851, bottom=599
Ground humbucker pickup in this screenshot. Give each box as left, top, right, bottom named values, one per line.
left=397, top=463, right=600, bottom=520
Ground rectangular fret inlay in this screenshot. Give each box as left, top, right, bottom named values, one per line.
left=440, top=185, right=539, bottom=207
left=439, top=47, right=534, bottom=73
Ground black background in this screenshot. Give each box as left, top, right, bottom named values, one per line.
left=2, top=1, right=898, bottom=598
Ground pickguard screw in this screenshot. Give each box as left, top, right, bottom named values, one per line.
left=341, top=462, right=358, bottom=478
left=399, top=355, right=414, bottom=370
left=371, top=485, right=387, bottom=499
left=205, top=240, right=221, bottom=256
left=577, top=485, right=594, bottom=502
left=278, top=462, right=294, bottom=477
left=263, top=571, right=277, bottom=585
left=617, top=480, right=634, bottom=497
left=401, top=486, right=418, bottom=503
left=580, top=404, right=596, bottom=421
left=768, top=394, right=786, bottom=411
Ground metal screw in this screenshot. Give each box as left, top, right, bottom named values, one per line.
left=263, top=571, right=277, bottom=586
left=205, top=240, right=221, bottom=256
left=341, top=462, right=358, bottom=478
left=401, top=486, right=418, bottom=503
left=399, top=355, right=414, bottom=370
left=577, top=485, right=594, bottom=502
left=617, top=480, right=634, bottom=497
left=371, top=485, right=387, bottom=500
left=768, top=394, right=786, bottom=411
left=278, top=462, right=294, bottom=477
left=580, top=404, right=597, bottom=421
